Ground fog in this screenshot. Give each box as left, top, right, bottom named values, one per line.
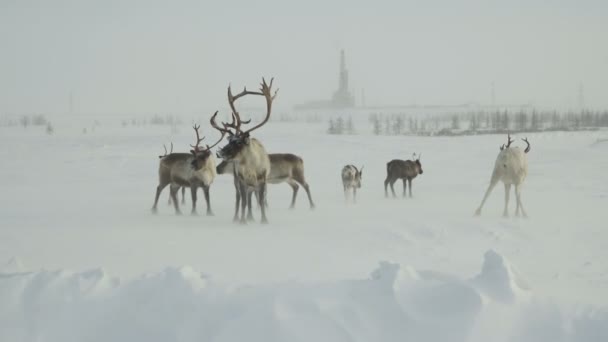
left=1, top=0, right=607, bottom=114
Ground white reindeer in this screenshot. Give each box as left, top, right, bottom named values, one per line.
left=341, top=165, right=363, bottom=202
left=475, top=134, right=531, bottom=217
left=152, top=124, right=225, bottom=215
left=211, top=78, right=277, bottom=224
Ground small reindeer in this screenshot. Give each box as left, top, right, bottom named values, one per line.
left=212, top=78, right=277, bottom=224
left=159, top=143, right=185, bottom=205
left=152, top=123, right=225, bottom=215
left=217, top=153, right=315, bottom=220
left=475, top=134, right=531, bottom=217
left=341, top=165, right=363, bottom=202
left=384, top=153, right=424, bottom=198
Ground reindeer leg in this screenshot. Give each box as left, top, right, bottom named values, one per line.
left=515, top=184, right=527, bottom=218
left=503, top=184, right=511, bottom=217
left=153, top=181, right=169, bottom=213
left=352, top=188, right=357, bottom=203
left=247, top=191, right=255, bottom=221
left=238, top=182, right=248, bottom=225
left=475, top=175, right=499, bottom=216
left=181, top=186, right=186, bottom=205
left=408, top=178, right=413, bottom=198
left=402, top=179, right=407, bottom=197
left=233, top=181, right=241, bottom=222
left=259, top=182, right=269, bottom=224
left=203, top=185, right=213, bottom=216
left=390, top=179, right=397, bottom=198
left=287, top=180, right=299, bottom=209
left=190, top=186, right=198, bottom=215
left=170, top=184, right=182, bottom=215
left=384, top=177, right=390, bottom=198
left=302, top=182, right=315, bottom=209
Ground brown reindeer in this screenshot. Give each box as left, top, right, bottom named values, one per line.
left=159, top=143, right=185, bottom=205
left=216, top=153, right=315, bottom=220
left=384, top=153, right=424, bottom=198
left=211, top=78, right=277, bottom=224
left=152, top=123, right=225, bottom=215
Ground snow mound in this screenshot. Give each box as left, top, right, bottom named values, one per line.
left=471, top=249, right=530, bottom=303
left=0, top=253, right=607, bottom=342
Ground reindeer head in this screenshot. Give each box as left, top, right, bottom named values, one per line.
left=356, top=166, right=363, bottom=188
left=189, top=123, right=225, bottom=171
left=413, top=153, right=423, bottom=174
left=211, top=78, right=278, bottom=161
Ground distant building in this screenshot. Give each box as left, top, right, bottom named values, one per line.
left=294, top=49, right=355, bottom=110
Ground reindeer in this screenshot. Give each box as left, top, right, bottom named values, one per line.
left=211, top=78, right=277, bottom=224
left=341, top=165, right=363, bottom=202
left=216, top=153, right=315, bottom=220
left=475, top=134, right=531, bottom=217
left=159, top=142, right=185, bottom=205
left=384, top=153, right=424, bottom=198
left=151, top=124, right=225, bottom=215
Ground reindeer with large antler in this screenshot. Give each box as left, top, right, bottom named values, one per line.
left=210, top=77, right=278, bottom=224
left=475, top=134, right=531, bottom=217
left=151, top=123, right=225, bottom=215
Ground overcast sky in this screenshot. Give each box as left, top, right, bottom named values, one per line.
left=1, top=0, right=607, bottom=114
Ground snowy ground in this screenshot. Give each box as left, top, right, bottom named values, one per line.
left=1, top=115, right=607, bottom=341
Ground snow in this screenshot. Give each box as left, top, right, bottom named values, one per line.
left=1, top=115, right=607, bottom=341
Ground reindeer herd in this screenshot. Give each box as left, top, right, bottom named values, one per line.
left=152, top=77, right=532, bottom=223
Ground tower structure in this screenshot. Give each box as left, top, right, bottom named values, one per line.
left=331, top=50, right=355, bottom=108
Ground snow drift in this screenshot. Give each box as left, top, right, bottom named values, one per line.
left=1, top=251, right=606, bottom=342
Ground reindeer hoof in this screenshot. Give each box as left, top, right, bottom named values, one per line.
left=239, top=218, right=248, bottom=225
left=261, top=218, right=269, bottom=224
left=191, top=211, right=199, bottom=216
left=474, top=209, right=481, bottom=216
left=206, top=210, right=214, bottom=216
left=151, top=207, right=158, bottom=214
left=175, top=210, right=183, bottom=216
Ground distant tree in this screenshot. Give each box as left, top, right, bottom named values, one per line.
left=46, top=122, right=54, bottom=135
left=393, top=115, right=405, bottom=135
left=336, top=117, right=345, bottom=134
left=451, top=115, right=460, bottom=130
left=384, top=116, right=391, bottom=135
left=372, top=116, right=381, bottom=135
left=515, top=111, right=527, bottom=131
left=469, top=114, right=479, bottom=131
left=530, top=111, right=540, bottom=131
left=20, top=115, right=30, bottom=128
left=501, top=111, right=510, bottom=131
left=346, top=116, right=355, bottom=134
left=328, top=119, right=336, bottom=134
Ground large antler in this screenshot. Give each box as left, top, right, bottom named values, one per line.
left=242, top=77, right=278, bottom=135
left=522, top=138, right=531, bottom=153
left=190, top=124, right=205, bottom=152
left=226, top=85, right=256, bottom=134
left=210, top=111, right=232, bottom=136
